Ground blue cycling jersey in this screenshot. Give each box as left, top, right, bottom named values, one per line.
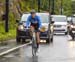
left=26, top=15, right=42, bottom=28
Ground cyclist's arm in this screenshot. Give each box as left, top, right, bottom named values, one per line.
left=26, top=16, right=31, bottom=28
left=37, top=16, right=42, bottom=28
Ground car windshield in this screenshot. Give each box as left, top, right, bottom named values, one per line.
left=20, top=13, right=49, bottom=23
left=40, top=14, right=49, bottom=23
left=53, top=16, right=67, bottom=22
left=20, top=14, right=29, bottom=23
left=72, top=17, right=75, bottom=23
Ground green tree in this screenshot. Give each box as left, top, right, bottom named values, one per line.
left=54, top=0, right=72, bottom=16
left=71, top=1, right=75, bottom=14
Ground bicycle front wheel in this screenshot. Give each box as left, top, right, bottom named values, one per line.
left=32, top=32, right=37, bottom=56
left=32, top=46, right=37, bottom=56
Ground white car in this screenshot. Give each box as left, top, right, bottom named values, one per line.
left=51, top=15, right=67, bottom=35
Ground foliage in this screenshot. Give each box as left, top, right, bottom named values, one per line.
left=0, top=29, right=16, bottom=41
left=71, top=1, right=75, bottom=14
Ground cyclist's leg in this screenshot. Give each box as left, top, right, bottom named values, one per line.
left=30, top=26, right=35, bottom=37
left=30, top=26, right=34, bottom=32
left=31, top=24, right=40, bottom=48
left=36, top=31, right=40, bottom=48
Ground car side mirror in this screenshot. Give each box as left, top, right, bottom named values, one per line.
left=16, top=19, right=19, bottom=23
left=51, top=21, right=54, bottom=24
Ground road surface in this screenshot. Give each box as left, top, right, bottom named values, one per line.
left=0, top=35, right=75, bottom=62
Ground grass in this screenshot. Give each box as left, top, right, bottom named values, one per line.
left=0, top=29, right=16, bottom=42
left=0, top=19, right=16, bottom=42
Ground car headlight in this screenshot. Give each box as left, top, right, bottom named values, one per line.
left=71, top=25, right=74, bottom=28
left=18, top=25, right=24, bottom=30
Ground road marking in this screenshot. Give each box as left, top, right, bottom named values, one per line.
left=0, top=43, right=31, bottom=56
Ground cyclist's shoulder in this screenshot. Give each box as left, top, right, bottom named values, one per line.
left=35, top=15, right=40, bottom=19
left=36, top=15, right=39, bottom=17
left=27, top=15, right=32, bottom=19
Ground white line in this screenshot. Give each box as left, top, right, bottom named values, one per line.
left=0, top=43, right=30, bottom=56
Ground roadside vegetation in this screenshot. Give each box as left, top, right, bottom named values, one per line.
left=0, top=29, right=16, bottom=41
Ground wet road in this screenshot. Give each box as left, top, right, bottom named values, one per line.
left=1, top=35, right=75, bottom=62
left=0, top=39, right=17, bottom=53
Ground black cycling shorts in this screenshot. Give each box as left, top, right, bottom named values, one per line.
left=31, top=23, right=39, bottom=31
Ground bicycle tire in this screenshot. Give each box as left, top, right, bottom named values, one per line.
left=32, top=38, right=37, bottom=56
left=32, top=46, right=36, bottom=56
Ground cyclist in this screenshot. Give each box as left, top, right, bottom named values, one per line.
left=26, top=9, right=42, bottom=50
